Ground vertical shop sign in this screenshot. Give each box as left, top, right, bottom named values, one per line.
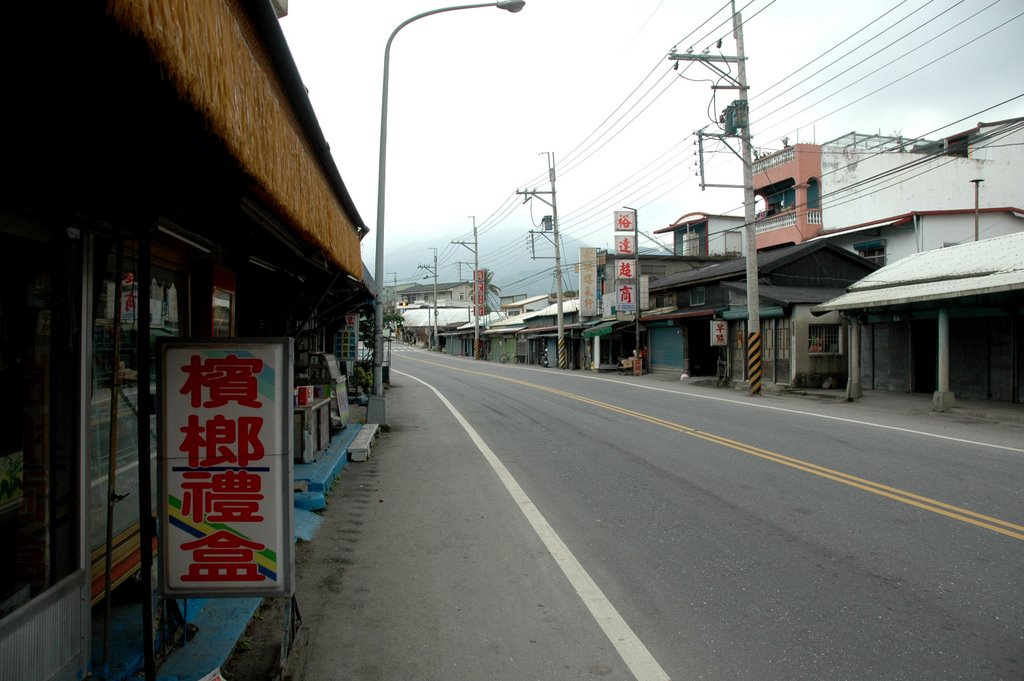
left=579, top=248, right=598, bottom=317
left=474, top=269, right=486, bottom=318
left=340, top=314, right=358, bottom=362
left=711, top=320, right=728, bottom=346
left=613, top=211, right=638, bottom=315
left=158, top=338, right=294, bottom=598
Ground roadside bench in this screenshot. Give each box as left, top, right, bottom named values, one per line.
left=348, top=423, right=379, bottom=462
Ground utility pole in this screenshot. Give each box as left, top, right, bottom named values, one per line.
left=418, top=249, right=439, bottom=350
left=517, top=152, right=565, bottom=369
left=668, top=0, right=761, bottom=394
left=453, top=216, right=481, bottom=359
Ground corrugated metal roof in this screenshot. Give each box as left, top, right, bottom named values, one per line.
left=399, top=307, right=471, bottom=327
left=814, top=232, right=1024, bottom=312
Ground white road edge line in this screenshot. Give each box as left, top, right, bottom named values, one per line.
left=396, top=369, right=673, bottom=681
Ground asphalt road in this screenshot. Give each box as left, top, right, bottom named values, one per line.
left=298, top=346, right=1024, bottom=681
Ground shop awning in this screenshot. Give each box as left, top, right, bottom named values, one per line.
left=718, top=305, right=785, bottom=320
left=582, top=321, right=616, bottom=338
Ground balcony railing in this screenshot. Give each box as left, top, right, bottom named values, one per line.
left=753, top=148, right=795, bottom=174
left=755, top=212, right=797, bottom=233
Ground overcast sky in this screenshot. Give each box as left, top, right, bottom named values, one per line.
left=279, top=0, right=1024, bottom=295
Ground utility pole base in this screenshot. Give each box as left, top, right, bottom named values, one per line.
left=932, top=391, right=955, bottom=412
left=366, top=395, right=389, bottom=426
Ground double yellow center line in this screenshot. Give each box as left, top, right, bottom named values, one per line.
left=411, top=357, right=1024, bottom=542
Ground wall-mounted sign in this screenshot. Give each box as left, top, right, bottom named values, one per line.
left=158, top=338, right=294, bottom=598
left=711, top=319, right=728, bottom=346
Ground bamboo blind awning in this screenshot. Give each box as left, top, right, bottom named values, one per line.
left=107, top=0, right=363, bottom=279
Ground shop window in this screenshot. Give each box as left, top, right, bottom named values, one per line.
left=211, top=268, right=235, bottom=337
left=808, top=324, right=841, bottom=355
left=212, top=289, right=233, bottom=336
left=0, top=229, right=78, bottom=620
left=88, top=239, right=188, bottom=599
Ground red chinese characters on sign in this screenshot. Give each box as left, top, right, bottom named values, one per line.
left=181, top=470, right=265, bottom=524
left=177, top=353, right=268, bottom=583
left=711, top=320, right=728, bottom=346
left=180, top=530, right=267, bottom=582
left=179, top=414, right=265, bottom=468
left=614, top=210, right=635, bottom=231
left=180, top=354, right=264, bottom=409
left=616, top=259, right=635, bottom=279
left=619, top=285, right=634, bottom=305
left=616, top=235, right=635, bottom=256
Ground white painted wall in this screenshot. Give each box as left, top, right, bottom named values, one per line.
left=820, top=122, right=1024, bottom=231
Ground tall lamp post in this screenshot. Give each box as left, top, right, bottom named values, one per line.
left=368, top=0, right=526, bottom=425
left=970, top=178, right=983, bottom=241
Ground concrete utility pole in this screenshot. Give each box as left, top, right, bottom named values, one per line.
left=516, top=152, right=566, bottom=369
left=453, top=216, right=481, bottom=358
left=668, top=0, right=761, bottom=394
left=419, top=249, right=439, bottom=350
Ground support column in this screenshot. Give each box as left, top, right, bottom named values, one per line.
left=932, top=308, right=955, bottom=410
left=593, top=335, right=601, bottom=370
left=848, top=317, right=863, bottom=401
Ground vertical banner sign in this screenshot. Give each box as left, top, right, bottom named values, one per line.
left=614, top=212, right=638, bottom=314
left=158, top=338, right=294, bottom=598
left=711, top=319, right=728, bottom=346
left=579, top=248, right=598, bottom=317
left=340, top=314, right=358, bottom=363
left=474, top=269, right=486, bottom=318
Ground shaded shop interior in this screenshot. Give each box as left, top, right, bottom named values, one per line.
left=0, top=3, right=369, bottom=679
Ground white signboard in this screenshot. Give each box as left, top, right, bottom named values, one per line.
left=579, top=248, right=598, bottom=317
left=711, top=320, right=728, bottom=346
left=615, top=259, right=636, bottom=280
left=617, top=283, right=637, bottom=312
left=158, top=338, right=294, bottom=598
left=614, top=234, right=636, bottom=256
left=614, top=210, right=635, bottom=231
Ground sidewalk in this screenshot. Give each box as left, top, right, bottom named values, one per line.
left=639, top=369, right=1024, bottom=426
left=94, top=414, right=366, bottom=681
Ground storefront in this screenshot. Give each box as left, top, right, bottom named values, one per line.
left=1, top=3, right=370, bottom=679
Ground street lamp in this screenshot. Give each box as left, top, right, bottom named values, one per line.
left=970, top=178, right=983, bottom=242
left=368, top=1, right=526, bottom=425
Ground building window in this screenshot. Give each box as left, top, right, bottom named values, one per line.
left=807, top=178, right=820, bottom=209
left=689, top=286, right=706, bottom=306
left=808, top=324, right=841, bottom=355
left=854, top=239, right=886, bottom=266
